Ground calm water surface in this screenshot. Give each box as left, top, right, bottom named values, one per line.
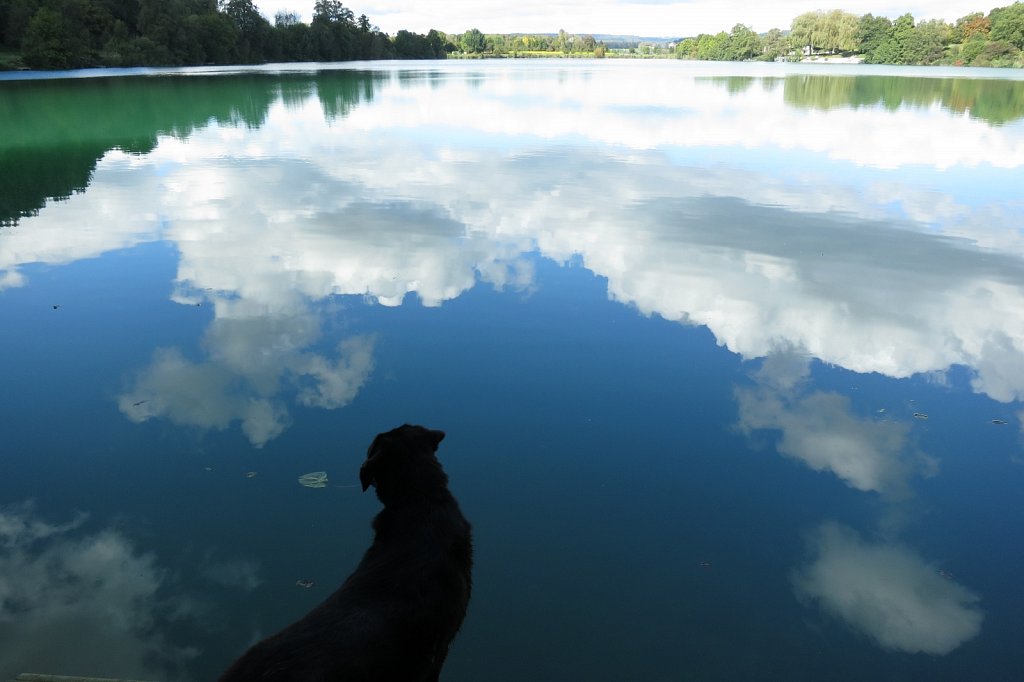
left=2, top=60, right=1024, bottom=680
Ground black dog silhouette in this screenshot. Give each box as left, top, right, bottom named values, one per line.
left=220, top=424, right=473, bottom=681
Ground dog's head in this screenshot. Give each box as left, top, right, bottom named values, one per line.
left=359, top=424, right=448, bottom=504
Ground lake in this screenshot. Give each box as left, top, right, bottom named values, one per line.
left=1, top=59, right=1023, bottom=681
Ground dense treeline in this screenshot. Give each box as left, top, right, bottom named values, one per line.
left=3, top=1, right=1024, bottom=69
left=677, top=2, right=1024, bottom=67
left=451, top=28, right=607, bottom=57
left=0, top=0, right=451, bottom=69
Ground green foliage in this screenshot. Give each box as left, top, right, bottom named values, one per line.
left=971, top=39, right=1022, bottom=65
left=4, top=0, right=448, bottom=69
left=460, top=28, right=485, bottom=54
left=393, top=29, right=447, bottom=59
left=761, top=28, right=787, bottom=60
left=728, top=24, right=759, bottom=60
left=4, top=0, right=1024, bottom=69
left=857, top=14, right=892, bottom=56
left=22, top=7, right=81, bottom=68
left=953, top=12, right=990, bottom=42
left=696, top=32, right=730, bottom=60
left=452, top=29, right=604, bottom=56
left=990, top=2, right=1024, bottom=48
left=313, top=0, right=354, bottom=26
left=790, top=10, right=860, bottom=54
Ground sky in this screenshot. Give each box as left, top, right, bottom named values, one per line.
left=253, top=0, right=991, bottom=37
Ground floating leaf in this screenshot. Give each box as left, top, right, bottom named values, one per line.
left=298, top=471, right=328, bottom=488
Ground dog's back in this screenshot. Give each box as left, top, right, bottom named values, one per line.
left=220, top=425, right=472, bottom=681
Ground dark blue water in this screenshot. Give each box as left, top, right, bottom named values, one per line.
left=1, top=61, right=1023, bottom=681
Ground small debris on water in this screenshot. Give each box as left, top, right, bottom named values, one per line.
left=245, top=471, right=257, bottom=479
left=913, top=412, right=929, bottom=420
left=298, top=471, right=329, bottom=488
left=877, top=408, right=886, bottom=414
left=204, top=466, right=214, bottom=472
left=296, top=579, right=315, bottom=588
left=698, top=561, right=712, bottom=569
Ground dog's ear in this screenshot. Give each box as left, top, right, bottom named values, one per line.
left=359, top=459, right=376, bottom=492
left=360, top=433, right=388, bottom=492
left=428, top=429, right=445, bottom=451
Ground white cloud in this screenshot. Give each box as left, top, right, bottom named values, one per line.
left=794, top=523, right=983, bottom=655
left=0, top=503, right=197, bottom=680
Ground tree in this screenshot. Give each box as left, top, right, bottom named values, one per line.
left=953, top=12, right=990, bottom=42
left=675, top=37, right=698, bottom=59
left=425, top=29, right=451, bottom=56
left=971, top=39, right=1021, bottom=65
left=790, top=11, right=820, bottom=54
left=858, top=13, right=892, bottom=58
left=823, top=10, right=860, bottom=52
left=219, top=0, right=271, bottom=62
left=21, top=7, right=80, bottom=68
left=313, top=0, right=354, bottom=26
left=908, top=19, right=952, bottom=64
left=274, top=10, right=300, bottom=27
left=727, top=23, right=759, bottom=60
left=138, top=0, right=194, bottom=64
left=1, top=0, right=40, bottom=50
left=695, top=31, right=730, bottom=60
left=219, top=0, right=263, bottom=33
left=762, top=28, right=787, bottom=60
left=187, top=10, right=237, bottom=63
left=870, top=13, right=916, bottom=64
left=392, top=29, right=432, bottom=58
left=460, top=27, right=485, bottom=53
left=990, top=2, right=1024, bottom=49
left=957, top=38, right=988, bottom=64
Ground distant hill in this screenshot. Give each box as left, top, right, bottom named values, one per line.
left=501, top=32, right=679, bottom=48
left=592, top=34, right=680, bottom=46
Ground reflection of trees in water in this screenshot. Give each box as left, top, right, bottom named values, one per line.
left=0, top=71, right=381, bottom=226
left=317, top=70, right=387, bottom=122
left=780, top=74, right=1024, bottom=125
left=706, top=75, right=757, bottom=95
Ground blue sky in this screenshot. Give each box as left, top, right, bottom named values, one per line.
left=254, top=0, right=990, bottom=36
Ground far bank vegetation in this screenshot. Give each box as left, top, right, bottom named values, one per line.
left=1, top=1, right=1022, bottom=70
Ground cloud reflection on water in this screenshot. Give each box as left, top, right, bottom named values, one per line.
left=794, top=522, right=984, bottom=656
left=3, top=65, right=1024, bottom=445
left=0, top=503, right=198, bottom=680
left=119, top=309, right=375, bottom=448
left=735, top=353, right=935, bottom=496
